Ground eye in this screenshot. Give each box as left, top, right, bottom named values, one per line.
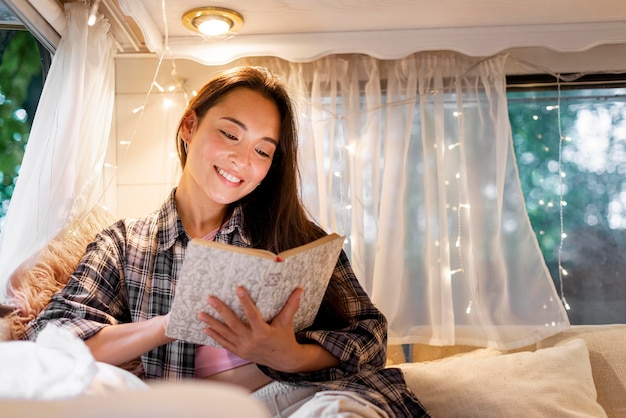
left=256, top=148, right=272, bottom=159
left=220, top=130, right=238, bottom=140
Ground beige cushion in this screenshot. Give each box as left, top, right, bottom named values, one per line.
left=0, top=382, right=271, bottom=418
left=387, top=341, right=536, bottom=365
left=398, top=338, right=607, bottom=418
left=538, top=324, right=626, bottom=418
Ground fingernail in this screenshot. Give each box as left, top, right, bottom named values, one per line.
left=208, top=297, right=218, bottom=308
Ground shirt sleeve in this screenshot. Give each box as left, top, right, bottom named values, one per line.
left=22, top=224, right=131, bottom=342
left=258, top=249, right=388, bottom=382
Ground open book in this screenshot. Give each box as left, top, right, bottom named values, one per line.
left=166, top=233, right=344, bottom=347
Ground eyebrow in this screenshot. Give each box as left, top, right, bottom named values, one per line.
left=222, top=116, right=278, bottom=146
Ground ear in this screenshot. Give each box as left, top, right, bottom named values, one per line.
left=180, top=111, right=198, bottom=142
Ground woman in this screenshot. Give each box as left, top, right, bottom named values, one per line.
left=24, top=66, right=428, bottom=417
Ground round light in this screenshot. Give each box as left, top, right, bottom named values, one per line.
left=196, top=17, right=231, bottom=36
left=182, top=7, right=244, bottom=36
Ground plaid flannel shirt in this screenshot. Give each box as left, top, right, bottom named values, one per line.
left=24, top=189, right=428, bottom=417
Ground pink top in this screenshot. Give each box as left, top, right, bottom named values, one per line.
left=195, top=345, right=252, bottom=377
left=194, top=221, right=251, bottom=377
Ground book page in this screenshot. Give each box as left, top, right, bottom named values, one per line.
left=166, top=234, right=344, bottom=347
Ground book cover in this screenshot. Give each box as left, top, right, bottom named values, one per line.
left=166, top=233, right=345, bottom=347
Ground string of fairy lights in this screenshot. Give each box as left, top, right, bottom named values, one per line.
left=556, top=75, right=571, bottom=311
left=443, top=68, right=574, bottom=316
left=97, top=0, right=197, bottom=206
left=255, top=72, right=568, bottom=319
left=89, top=0, right=574, bottom=319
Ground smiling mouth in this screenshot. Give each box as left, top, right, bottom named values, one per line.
left=216, top=167, right=242, bottom=183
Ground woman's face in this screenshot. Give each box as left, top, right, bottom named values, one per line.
left=182, top=88, right=280, bottom=206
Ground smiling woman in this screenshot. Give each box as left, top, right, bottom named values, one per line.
left=22, top=66, right=429, bottom=417
left=175, top=87, right=280, bottom=236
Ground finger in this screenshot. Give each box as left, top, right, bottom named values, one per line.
left=197, top=310, right=227, bottom=329
left=196, top=308, right=242, bottom=350
left=235, top=286, right=265, bottom=326
left=196, top=310, right=232, bottom=338
left=206, top=295, right=242, bottom=325
left=204, top=326, right=237, bottom=352
left=200, top=296, right=247, bottom=339
left=272, top=287, right=303, bottom=327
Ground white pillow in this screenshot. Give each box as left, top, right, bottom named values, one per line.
left=398, top=338, right=607, bottom=418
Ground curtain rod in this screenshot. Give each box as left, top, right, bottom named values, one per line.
left=506, top=72, right=626, bottom=90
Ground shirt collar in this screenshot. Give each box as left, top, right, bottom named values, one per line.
left=157, top=188, right=251, bottom=250
left=157, top=188, right=187, bottom=251
left=215, top=205, right=250, bottom=246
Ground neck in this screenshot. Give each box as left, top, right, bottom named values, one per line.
left=175, top=186, right=227, bottom=239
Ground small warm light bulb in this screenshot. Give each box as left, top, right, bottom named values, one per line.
left=88, top=0, right=100, bottom=26
left=562, top=297, right=571, bottom=310
left=152, top=81, right=165, bottom=92
left=197, top=18, right=231, bottom=36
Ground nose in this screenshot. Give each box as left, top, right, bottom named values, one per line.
left=228, top=146, right=252, bottom=168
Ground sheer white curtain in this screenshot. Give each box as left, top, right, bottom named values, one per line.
left=250, top=52, right=570, bottom=349
left=0, top=2, right=116, bottom=302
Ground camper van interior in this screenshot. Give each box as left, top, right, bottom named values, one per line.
left=0, top=0, right=626, bottom=417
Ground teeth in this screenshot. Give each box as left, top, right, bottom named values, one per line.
left=217, top=167, right=242, bottom=183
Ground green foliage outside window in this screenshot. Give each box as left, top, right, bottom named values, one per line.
left=0, top=30, right=43, bottom=223
left=509, top=87, right=626, bottom=324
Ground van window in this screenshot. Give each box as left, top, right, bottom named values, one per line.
left=0, top=10, right=45, bottom=228
left=508, top=75, right=626, bottom=325
left=0, top=18, right=623, bottom=326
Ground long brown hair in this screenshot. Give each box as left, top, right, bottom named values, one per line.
left=177, top=66, right=349, bottom=328
left=176, top=66, right=324, bottom=252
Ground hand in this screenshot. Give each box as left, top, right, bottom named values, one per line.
left=197, top=286, right=306, bottom=372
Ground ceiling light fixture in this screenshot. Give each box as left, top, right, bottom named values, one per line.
left=182, top=7, right=244, bottom=36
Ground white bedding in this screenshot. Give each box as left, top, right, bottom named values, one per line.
left=0, top=325, right=272, bottom=417
left=0, top=325, right=147, bottom=399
